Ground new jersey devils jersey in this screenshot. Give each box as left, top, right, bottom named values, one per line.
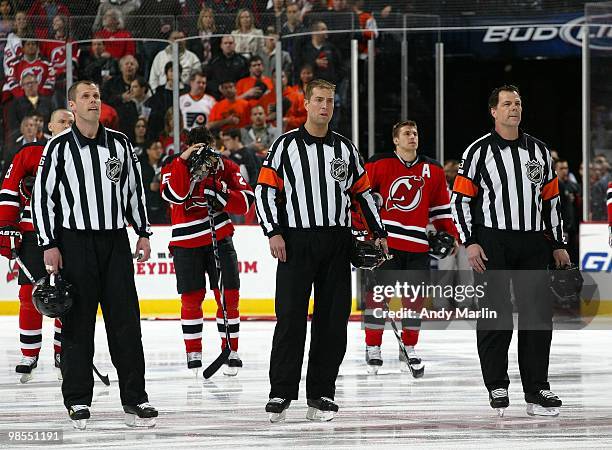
left=0, top=142, right=45, bottom=232
left=160, top=155, right=255, bottom=248
left=365, top=152, right=458, bottom=253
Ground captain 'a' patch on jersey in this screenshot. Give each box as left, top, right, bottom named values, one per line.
left=364, top=152, right=457, bottom=252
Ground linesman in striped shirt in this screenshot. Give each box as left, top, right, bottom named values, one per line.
left=255, top=79, right=387, bottom=422
left=32, top=81, right=157, bottom=425
left=451, top=85, right=570, bottom=416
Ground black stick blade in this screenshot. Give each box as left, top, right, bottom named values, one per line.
left=203, top=347, right=231, bottom=379
left=92, top=364, right=111, bottom=386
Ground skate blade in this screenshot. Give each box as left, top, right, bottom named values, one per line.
left=56, top=368, right=63, bottom=381
left=192, top=368, right=200, bottom=378
left=125, top=414, right=157, bottom=428
left=72, top=419, right=87, bottom=430
left=366, top=365, right=380, bottom=375
left=268, top=410, right=287, bottom=423
left=19, top=372, right=33, bottom=384
left=223, top=366, right=239, bottom=377
left=526, top=403, right=560, bottom=417
left=495, top=408, right=507, bottom=417
left=400, top=362, right=425, bottom=378
left=306, top=407, right=336, bottom=422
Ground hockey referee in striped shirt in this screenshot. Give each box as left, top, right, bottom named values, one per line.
left=255, top=79, right=387, bottom=422
left=451, top=85, right=570, bottom=416
left=32, top=81, right=157, bottom=425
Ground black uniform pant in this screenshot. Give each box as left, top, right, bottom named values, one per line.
left=269, top=228, right=352, bottom=401
left=59, top=228, right=148, bottom=408
left=474, top=226, right=553, bottom=394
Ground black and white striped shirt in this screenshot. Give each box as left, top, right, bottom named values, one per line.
left=32, top=123, right=151, bottom=249
left=255, top=126, right=385, bottom=237
left=451, top=130, right=564, bottom=247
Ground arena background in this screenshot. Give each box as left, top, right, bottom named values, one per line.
left=0, top=0, right=609, bottom=316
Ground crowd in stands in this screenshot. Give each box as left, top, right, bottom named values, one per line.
left=0, top=0, right=605, bottom=226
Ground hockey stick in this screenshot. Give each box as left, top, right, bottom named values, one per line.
left=381, top=297, right=424, bottom=378
left=202, top=171, right=231, bottom=379
left=8, top=234, right=111, bottom=386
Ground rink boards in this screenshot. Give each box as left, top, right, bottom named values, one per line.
left=0, top=223, right=609, bottom=317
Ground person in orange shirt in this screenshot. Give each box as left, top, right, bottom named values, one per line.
left=256, top=70, right=306, bottom=131
left=207, top=80, right=251, bottom=132
left=236, top=55, right=274, bottom=107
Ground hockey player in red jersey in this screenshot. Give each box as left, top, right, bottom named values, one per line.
left=160, top=126, right=254, bottom=376
left=355, top=120, right=459, bottom=375
left=0, top=108, right=74, bottom=383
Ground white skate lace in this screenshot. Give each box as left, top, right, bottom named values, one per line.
left=407, top=346, right=418, bottom=358
left=71, top=405, right=88, bottom=412
left=539, top=390, right=558, bottom=399
left=491, top=388, right=508, bottom=399
left=367, top=346, right=381, bottom=360
left=137, top=403, right=153, bottom=409
left=269, top=398, right=285, bottom=404
left=187, top=352, right=202, bottom=362
left=229, top=351, right=240, bottom=360
left=18, top=356, right=37, bottom=365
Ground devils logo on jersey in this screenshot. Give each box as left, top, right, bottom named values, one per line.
left=386, top=176, right=425, bottom=211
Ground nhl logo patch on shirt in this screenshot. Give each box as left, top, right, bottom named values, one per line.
left=330, top=158, right=348, bottom=182
left=105, top=157, right=122, bottom=183
left=525, top=160, right=543, bottom=184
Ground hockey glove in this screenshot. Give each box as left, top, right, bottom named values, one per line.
left=202, top=178, right=229, bottom=211
left=0, top=225, right=21, bottom=259
left=428, top=230, right=456, bottom=259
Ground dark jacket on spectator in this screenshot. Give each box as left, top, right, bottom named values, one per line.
left=144, top=84, right=188, bottom=141
left=101, top=75, right=132, bottom=107
left=207, top=52, right=249, bottom=99
left=227, top=147, right=261, bottom=189
left=296, top=40, right=343, bottom=84
left=79, top=51, right=120, bottom=86
left=140, top=159, right=168, bottom=224
left=6, top=95, right=53, bottom=142
left=137, top=0, right=181, bottom=39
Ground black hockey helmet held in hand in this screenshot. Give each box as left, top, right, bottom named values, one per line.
left=428, top=230, right=456, bottom=259
left=32, top=273, right=74, bottom=318
left=549, top=263, right=583, bottom=302
left=187, top=145, right=223, bottom=180
left=351, top=239, right=387, bottom=270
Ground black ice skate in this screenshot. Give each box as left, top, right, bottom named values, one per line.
left=16, top=355, right=38, bottom=383
left=399, top=346, right=424, bottom=378
left=68, top=405, right=90, bottom=430
left=525, top=390, right=562, bottom=417
left=489, top=388, right=509, bottom=417
left=223, top=351, right=242, bottom=377
left=187, top=352, right=202, bottom=377
left=265, top=398, right=291, bottom=423
left=123, top=402, right=158, bottom=427
left=54, top=353, right=62, bottom=381
left=365, top=345, right=383, bottom=374
left=306, top=397, right=339, bottom=422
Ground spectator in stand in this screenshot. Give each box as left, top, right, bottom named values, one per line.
left=114, top=75, right=152, bottom=139
left=145, top=61, right=187, bottom=141
left=6, top=73, right=53, bottom=141
left=132, top=117, right=149, bottom=158
left=179, top=70, right=216, bottom=131
left=79, top=39, right=119, bottom=85
left=149, top=30, right=200, bottom=92
left=93, top=8, right=136, bottom=60
left=325, top=0, right=353, bottom=57
left=264, top=0, right=287, bottom=32
left=220, top=127, right=261, bottom=190
left=241, top=105, right=275, bottom=162
left=281, top=1, right=305, bottom=79
left=592, top=154, right=611, bottom=221
left=207, top=80, right=251, bottom=132
left=138, top=0, right=181, bottom=79
left=207, top=35, right=249, bottom=99
left=0, top=0, right=14, bottom=63
left=4, top=11, right=31, bottom=75
left=555, top=159, right=580, bottom=263
left=187, top=7, right=220, bottom=69
left=92, top=0, right=141, bottom=33
left=353, top=0, right=378, bottom=57
left=100, top=101, right=119, bottom=129
left=236, top=55, right=273, bottom=105
left=31, top=111, right=50, bottom=141
left=231, top=8, right=264, bottom=59
left=296, top=20, right=343, bottom=84
left=5, top=114, right=37, bottom=165
left=27, top=0, right=69, bottom=38
left=158, top=107, right=187, bottom=157
left=2, top=36, right=55, bottom=101
left=140, top=140, right=168, bottom=224
left=101, top=54, right=139, bottom=106
left=256, top=69, right=305, bottom=130
left=291, top=63, right=314, bottom=95
left=258, top=26, right=293, bottom=79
